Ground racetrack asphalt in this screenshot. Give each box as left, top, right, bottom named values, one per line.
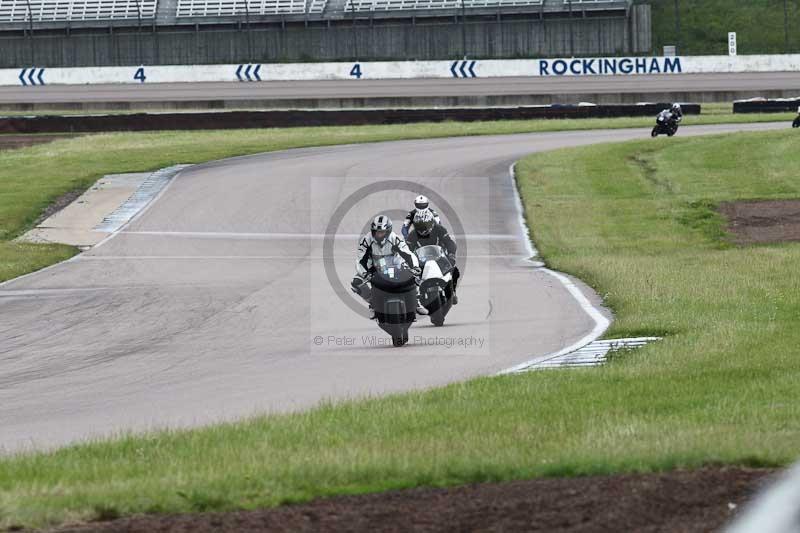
left=1, top=72, right=800, bottom=104
left=0, top=121, right=786, bottom=453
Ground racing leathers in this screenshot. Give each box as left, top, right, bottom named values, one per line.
left=354, top=231, right=419, bottom=283
left=351, top=231, right=424, bottom=316
left=406, top=224, right=456, bottom=259
left=657, top=110, right=681, bottom=133
left=402, top=208, right=440, bottom=239
left=659, top=108, right=681, bottom=127
left=406, top=224, right=460, bottom=304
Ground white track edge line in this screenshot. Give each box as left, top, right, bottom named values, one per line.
left=497, top=162, right=611, bottom=375
left=91, top=165, right=190, bottom=250
left=508, top=161, right=538, bottom=259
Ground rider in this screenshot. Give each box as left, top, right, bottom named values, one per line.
left=656, top=104, right=681, bottom=132
left=406, top=208, right=460, bottom=305
left=670, top=103, right=683, bottom=123
left=351, top=214, right=425, bottom=318
left=402, top=195, right=440, bottom=239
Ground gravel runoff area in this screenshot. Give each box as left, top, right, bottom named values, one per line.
left=53, top=468, right=775, bottom=533
left=720, top=200, right=800, bottom=245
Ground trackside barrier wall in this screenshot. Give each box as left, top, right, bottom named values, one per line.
left=733, top=98, right=800, bottom=113
left=0, top=104, right=701, bottom=133
left=3, top=54, right=800, bottom=86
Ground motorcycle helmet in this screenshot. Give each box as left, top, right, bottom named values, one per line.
left=413, top=209, right=435, bottom=237
left=414, top=195, right=430, bottom=211
left=371, top=215, right=392, bottom=245
left=671, top=103, right=682, bottom=114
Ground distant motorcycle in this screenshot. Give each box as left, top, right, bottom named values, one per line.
left=415, top=245, right=455, bottom=327
left=651, top=111, right=679, bottom=137
left=365, top=256, right=418, bottom=347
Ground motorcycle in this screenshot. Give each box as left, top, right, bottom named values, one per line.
left=364, top=255, right=418, bottom=347
left=415, top=245, right=455, bottom=327
left=651, top=112, right=679, bottom=137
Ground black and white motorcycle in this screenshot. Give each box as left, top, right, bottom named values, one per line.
left=415, top=245, right=455, bottom=327
left=651, top=110, right=679, bottom=137
left=362, top=255, right=418, bottom=347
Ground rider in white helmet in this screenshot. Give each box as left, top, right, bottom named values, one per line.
left=406, top=208, right=460, bottom=305
left=670, top=103, right=683, bottom=123
left=402, top=195, right=440, bottom=239
left=351, top=215, right=425, bottom=318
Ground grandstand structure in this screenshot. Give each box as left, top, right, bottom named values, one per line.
left=0, top=0, right=157, bottom=22
left=1, top=0, right=631, bottom=26
left=0, top=0, right=649, bottom=67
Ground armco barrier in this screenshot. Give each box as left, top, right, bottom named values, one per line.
left=0, top=104, right=700, bottom=134
left=733, top=98, right=800, bottom=113
left=3, top=54, right=800, bottom=86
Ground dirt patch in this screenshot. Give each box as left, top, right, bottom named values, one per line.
left=720, top=199, right=800, bottom=245
left=53, top=467, right=774, bottom=533
left=0, top=134, right=77, bottom=151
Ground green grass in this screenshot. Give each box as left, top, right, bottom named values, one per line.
left=2, top=127, right=800, bottom=530
left=0, top=112, right=791, bottom=283
left=638, top=0, right=800, bottom=55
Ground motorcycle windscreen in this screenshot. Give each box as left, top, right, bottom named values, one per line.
left=417, top=245, right=453, bottom=275
left=371, top=267, right=417, bottom=293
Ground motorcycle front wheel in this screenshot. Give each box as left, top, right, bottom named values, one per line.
left=392, top=332, right=409, bottom=347
left=651, top=127, right=659, bottom=138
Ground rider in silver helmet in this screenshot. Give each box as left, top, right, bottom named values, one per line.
left=351, top=215, right=425, bottom=318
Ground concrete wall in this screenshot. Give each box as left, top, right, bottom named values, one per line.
left=8, top=54, right=800, bottom=87
left=0, top=9, right=651, bottom=68
left=0, top=104, right=701, bottom=134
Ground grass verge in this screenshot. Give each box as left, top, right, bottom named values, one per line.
left=2, top=128, right=800, bottom=529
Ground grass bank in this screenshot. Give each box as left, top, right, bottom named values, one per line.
left=2, top=128, right=800, bottom=529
